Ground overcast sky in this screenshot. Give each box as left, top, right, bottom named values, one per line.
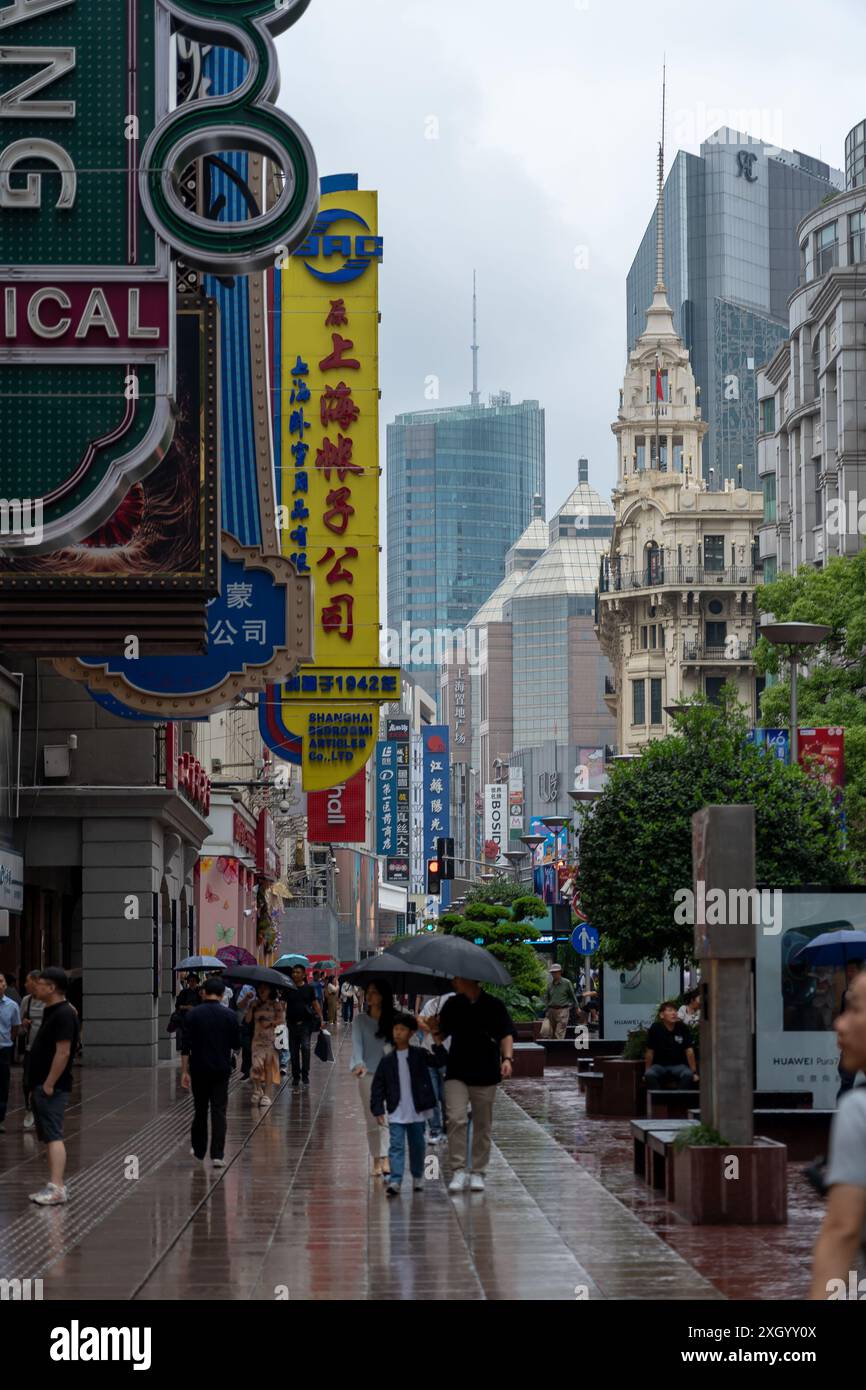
left=277, top=0, right=866, bottom=516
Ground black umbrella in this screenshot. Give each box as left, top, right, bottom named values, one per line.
left=386, top=933, right=512, bottom=985
left=341, top=953, right=453, bottom=996
left=220, top=964, right=297, bottom=991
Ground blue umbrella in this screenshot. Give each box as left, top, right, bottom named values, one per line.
left=792, top=930, right=866, bottom=968
left=274, top=953, right=309, bottom=973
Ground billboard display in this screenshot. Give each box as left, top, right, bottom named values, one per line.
left=601, top=961, right=683, bottom=1040
left=259, top=175, right=397, bottom=790
left=484, top=783, right=507, bottom=865
left=755, top=889, right=866, bottom=1110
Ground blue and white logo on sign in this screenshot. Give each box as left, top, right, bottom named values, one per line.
left=296, top=207, right=384, bottom=284
left=571, top=924, right=599, bottom=954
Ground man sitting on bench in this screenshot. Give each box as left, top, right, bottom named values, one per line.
left=644, top=1002, right=699, bottom=1090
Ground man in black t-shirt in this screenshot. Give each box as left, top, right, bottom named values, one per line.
left=28, top=967, right=80, bottom=1206
left=644, top=1001, right=698, bottom=1091
left=432, top=978, right=514, bottom=1195
left=285, top=965, right=322, bottom=1087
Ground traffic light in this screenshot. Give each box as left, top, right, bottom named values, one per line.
left=426, top=857, right=442, bottom=895
left=436, top=836, right=455, bottom=880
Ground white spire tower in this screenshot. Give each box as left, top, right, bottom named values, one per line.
left=470, top=270, right=480, bottom=408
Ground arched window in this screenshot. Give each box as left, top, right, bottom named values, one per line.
left=645, top=543, right=663, bottom=586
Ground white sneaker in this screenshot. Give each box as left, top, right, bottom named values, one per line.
left=212, top=1158, right=226, bottom=1169
left=259, top=1095, right=272, bottom=1108
left=470, top=1173, right=486, bottom=1192
left=29, top=1183, right=68, bottom=1206
left=448, top=1169, right=468, bottom=1193
left=22, top=1113, right=35, bottom=1131
left=413, top=1178, right=425, bottom=1192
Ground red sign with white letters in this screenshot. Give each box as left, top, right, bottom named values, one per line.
left=307, top=767, right=366, bottom=843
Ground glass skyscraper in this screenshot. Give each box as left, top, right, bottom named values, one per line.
left=627, top=129, right=842, bottom=490
left=387, top=394, right=545, bottom=698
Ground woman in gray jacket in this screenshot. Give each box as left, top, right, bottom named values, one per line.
left=350, top=979, right=394, bottom=1177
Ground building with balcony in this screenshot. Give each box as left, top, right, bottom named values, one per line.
left=599, top=177, right=763, bottom=755
left=757, top=121, right=866, bottom=578
left=627, top=128, right=842, bottom=491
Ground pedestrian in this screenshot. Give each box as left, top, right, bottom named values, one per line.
left=325, top=976, right=339, bottom=1026
left=433, top=976, right=515, bottom=1194
left=180, top=975, right=241, bottom=1168
left=836, top=960, right=865, bottom=1098
left=19, top=970, right=45, bottom=1131
left=26, top=968, right=80, bottom=1205
left=0, top=970, right=21, bottom=1134
left=235, top=983, right=256, bottom=1080
left=340, top=979, right=355, bottom=1023
left=285, top=965, right=321, bottom=1087
left=643, top=1001, right=699, bottom=1090
left=416, top=991, right=455, bottom=1143
left=677, top=987, right=701, bottom=1029
left=243, top=982, right=286, bottom=1107
left=810, top=968, right=866, bottom=1297
left=350, top=979, right=394, bottom=1178
left=543, top=963, right=576, bottom=1039
left=371, top=1011, right=441, bottom=1197
left=311, top=970, right=325, bottom=1022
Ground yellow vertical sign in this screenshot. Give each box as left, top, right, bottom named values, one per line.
left=278, top=183, right=385, bottom=791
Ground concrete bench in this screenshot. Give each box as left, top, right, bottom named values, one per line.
left=630, top=1118, right=694, bottom=1184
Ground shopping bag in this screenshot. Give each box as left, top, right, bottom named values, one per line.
left=314, top=1029, right=334, bottom=1063
left=538, top=1015, right=552, bottom=1039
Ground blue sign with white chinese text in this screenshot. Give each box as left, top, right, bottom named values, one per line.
left=748, top=728, right=790, bottom=763
left=376, top=741, right=396, bottom=856
left=77, top=555, right=287, bottom=695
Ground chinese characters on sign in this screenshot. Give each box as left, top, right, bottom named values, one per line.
left=268, top=180, right=391, bottom=791
left=376, top=733, right=412, bottom=882
left=422, top=727, right=451, bottom=864
left=445, top=667, right=470, bottom=759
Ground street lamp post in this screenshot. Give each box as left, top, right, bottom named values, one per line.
left=760, top=621, right=831, bottom=765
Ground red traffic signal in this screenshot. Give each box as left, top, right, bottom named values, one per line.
left=426, top=857, right=442, bottom=895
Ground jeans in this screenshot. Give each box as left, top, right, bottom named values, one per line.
left=289, top=1021, right=311, bottom=1083
left=388, top=1120, right=426, bottom=1187
left=645, top=1064, right=695, bottom=1089
left=0, top=1045, right=14, bottom=1121
left=341, top=997, right=354, bottom=1023
left=190, top=1069, right=230, bottom=1160
left=427, top=1063, right=446, bottom=1138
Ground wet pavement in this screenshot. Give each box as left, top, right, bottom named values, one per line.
left=0, top=1032, right=820, bottom=1300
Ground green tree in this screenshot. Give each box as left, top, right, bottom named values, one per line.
left=441, top=894, right=548, bottom=1019
left=757, top=552, right=866, bottom=878
left=578, top=688, right=850, bottom=969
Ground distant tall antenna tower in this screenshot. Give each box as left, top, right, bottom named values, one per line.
left=656, top=60, right=666, bottom=291
left=470, top=270, right=480, bottom=407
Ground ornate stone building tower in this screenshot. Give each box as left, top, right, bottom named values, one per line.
left=596, top=125, right=763, bottom=755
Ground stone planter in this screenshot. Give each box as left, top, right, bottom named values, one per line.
left=672, top=1137, right=787, bottom=1225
